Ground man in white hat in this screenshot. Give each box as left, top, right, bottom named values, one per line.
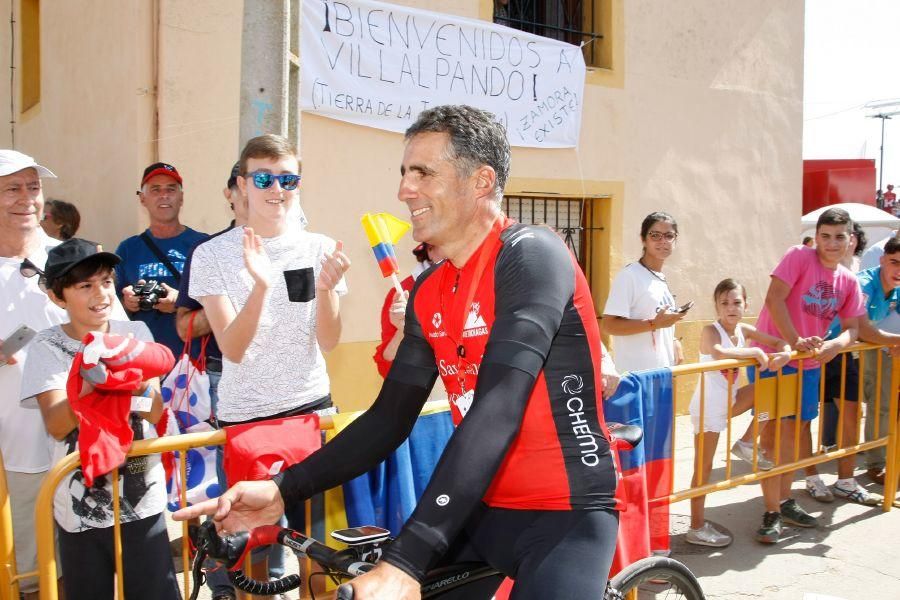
left=0, top=149, right=65, bottom=598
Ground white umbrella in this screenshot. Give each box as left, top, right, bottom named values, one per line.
left=801, top=202, right=900, bottom=228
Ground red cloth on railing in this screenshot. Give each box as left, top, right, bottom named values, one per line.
left=223, top=414, right=322, bottom=486
left=66, top=332, right=174, bottom=486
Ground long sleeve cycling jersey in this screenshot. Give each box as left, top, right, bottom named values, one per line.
left=274, top=217, right=617, bottom=581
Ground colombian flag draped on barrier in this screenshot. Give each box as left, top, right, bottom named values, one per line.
left=603, top=368, right=675, bottom=573
left=361, top=212, right=410, bottom=295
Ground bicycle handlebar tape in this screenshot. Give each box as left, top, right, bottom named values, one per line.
left=229, top=571, right=302, bottom=596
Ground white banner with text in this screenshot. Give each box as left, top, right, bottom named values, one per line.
left=301, top=0, right=587, bottom=148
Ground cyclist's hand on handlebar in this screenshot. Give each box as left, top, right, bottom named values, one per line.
left=343, top=562, right=420, bottom=600
left=172, top=480, right=285, bottom=533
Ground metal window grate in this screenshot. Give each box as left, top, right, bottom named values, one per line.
left=494, top=0, right=602, bottom=66
left=503, top=195, right=584, bottom=260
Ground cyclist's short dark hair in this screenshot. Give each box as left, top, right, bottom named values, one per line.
left=405, top=105, right=510, bottom=199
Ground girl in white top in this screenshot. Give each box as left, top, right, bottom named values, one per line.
left=686, top=279, right=791, bottom=548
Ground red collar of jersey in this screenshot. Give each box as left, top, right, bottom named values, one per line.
left=436, top=215, right=511, bottom=390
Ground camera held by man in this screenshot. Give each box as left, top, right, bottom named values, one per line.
left=132, top=279, right=168, bottom=311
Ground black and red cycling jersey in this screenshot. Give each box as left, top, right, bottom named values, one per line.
left=275, top=215, right=617, bottom=581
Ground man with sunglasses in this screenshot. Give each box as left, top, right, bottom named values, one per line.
left=114, top=162, right=208, bottom=358
left=0, top=149, right=68, bottom=599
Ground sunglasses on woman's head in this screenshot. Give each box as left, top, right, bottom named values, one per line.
left=247, top=172, right=301, bottom=191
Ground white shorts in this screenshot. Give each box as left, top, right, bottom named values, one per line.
left=689, top=385, right=736, bottom=433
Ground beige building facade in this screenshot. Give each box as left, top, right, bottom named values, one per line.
left=3, top=0, right=804, bottom=410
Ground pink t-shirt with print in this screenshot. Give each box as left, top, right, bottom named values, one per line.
left=754, top=245, right=865, bottom=369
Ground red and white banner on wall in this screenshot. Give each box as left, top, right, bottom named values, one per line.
left=301, top=0, right=587, bottom=148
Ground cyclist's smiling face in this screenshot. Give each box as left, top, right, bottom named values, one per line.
left=398, top=132, right=479, bottom=248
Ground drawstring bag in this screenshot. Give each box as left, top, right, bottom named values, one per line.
left=157, top=315, right=222, bottom=510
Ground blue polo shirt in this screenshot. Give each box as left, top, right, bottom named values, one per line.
left=826, top=266, right=900, bottom=340
left=115, top=227, right=208, bottom=358
left=858, top=266, right=900, bottom=332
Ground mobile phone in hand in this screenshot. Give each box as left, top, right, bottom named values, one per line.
left=677, top=301, right=694, bottom=314
left=2, top=325, right=37, bottom=361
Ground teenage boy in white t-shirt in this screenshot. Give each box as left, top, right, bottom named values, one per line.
left=19, top=239, right=179, bottom=600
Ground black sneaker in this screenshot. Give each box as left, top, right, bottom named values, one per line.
left=780, top=498, right=818, bottom=527
left=756, top=511, right=782, bottom=544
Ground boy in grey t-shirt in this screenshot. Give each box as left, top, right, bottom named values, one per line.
left=19, top=239, right=179, bottom=600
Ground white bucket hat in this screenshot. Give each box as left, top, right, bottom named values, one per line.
left=0, top=149, right=56, bottom=178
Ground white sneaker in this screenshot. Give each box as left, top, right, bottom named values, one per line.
left=832, top=481, right=882, bottom=506
left=806, top=476, right=835, bottom=503
left=685, top=522, right=732, bottom=547
left=731, top=440, right=774, bottom=470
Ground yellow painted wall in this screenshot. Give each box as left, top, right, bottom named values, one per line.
left=3, top=0, right=804, bottom=414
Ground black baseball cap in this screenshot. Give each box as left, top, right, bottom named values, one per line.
left=226, top=161, right=241, bottom=189
left=140, top=162, right=182, bottom=186
left=44, top=238, right=121, bottom=287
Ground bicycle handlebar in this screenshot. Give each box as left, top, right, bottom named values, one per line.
left=190, top=521, right=375, bottom=599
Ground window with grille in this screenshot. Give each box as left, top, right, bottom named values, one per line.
left=493, top=0, right=605, bottom=68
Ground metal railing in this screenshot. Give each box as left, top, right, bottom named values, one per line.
left=665, top=343, right=900, bottom=510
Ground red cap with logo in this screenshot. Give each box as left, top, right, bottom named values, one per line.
left=140, top=162, right=182, bottom=186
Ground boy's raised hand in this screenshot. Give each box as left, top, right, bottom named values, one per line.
left=317, top=240, right=351, bottom=292
left=242, top=227, right=271, bottom=288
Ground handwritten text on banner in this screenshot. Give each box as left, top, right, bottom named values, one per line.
left=301, top=0, right=587, bottom=148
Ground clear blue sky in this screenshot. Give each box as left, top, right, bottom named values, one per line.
left=804, top=0, right=900, bottom=191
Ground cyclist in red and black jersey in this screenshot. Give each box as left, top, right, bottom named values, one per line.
left=175, top=105, right=620, bottom=599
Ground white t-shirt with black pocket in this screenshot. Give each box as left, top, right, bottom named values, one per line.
left=189, top=226, right=348, bottom=422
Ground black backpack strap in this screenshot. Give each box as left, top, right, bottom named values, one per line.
left=139, top=231, right=182, bottom=283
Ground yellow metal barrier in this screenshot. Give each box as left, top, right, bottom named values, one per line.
left=666, top=343, right=900, bottom=512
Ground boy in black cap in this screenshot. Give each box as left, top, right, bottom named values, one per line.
left=19, top=238, right=180, bottom=599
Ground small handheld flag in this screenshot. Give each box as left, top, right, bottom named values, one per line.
left=361, top=213, right=410, bottom=295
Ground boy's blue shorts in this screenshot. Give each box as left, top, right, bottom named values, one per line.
left=748, top=364, right=821, bottom=422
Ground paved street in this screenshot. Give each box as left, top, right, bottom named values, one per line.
left=669, top=413, right=900, bottom=600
